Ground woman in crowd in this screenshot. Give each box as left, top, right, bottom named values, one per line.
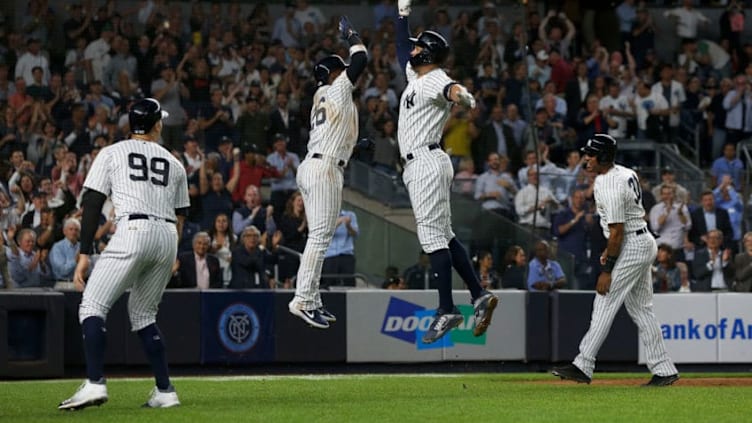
left=278, top=191, right=307, bottom=287
left=501, top=245, right=527, bottom=290
left=652, top=243, right=681, bottom=293
left=474, top=250, right=501, bottom=290
left=208, top=212, right=236, bottom=286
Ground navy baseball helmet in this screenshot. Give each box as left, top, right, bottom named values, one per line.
left=409, top=30, right=450, bottom=67
left=313, top=55, right=347, bottom=87
left=129, top=98, right=168, bottom=135
left=581, top=133, right=617, bottom=163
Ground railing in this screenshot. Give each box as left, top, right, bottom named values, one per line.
left=272, top=245, right=378, bottom=289
left=348, top=161, right=410, bottom=208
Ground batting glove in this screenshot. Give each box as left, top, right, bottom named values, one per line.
left=457, top=86, right=476, bottom=109
left=339, top=15, right=359, bottom=41
left=398, top=0, right=412, bottom=16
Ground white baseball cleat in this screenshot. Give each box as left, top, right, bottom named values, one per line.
left=58, top=379, right=108, bottom=411
left=143, top=386, right=181, bottom=408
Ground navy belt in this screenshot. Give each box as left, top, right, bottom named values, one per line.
left=405, top=143, right=441, bottom=161
left=311, top=153, right=345, bottom=167
left=635, top=227, right=648, bottom=236
left=129, top=214, right=177, bottom=224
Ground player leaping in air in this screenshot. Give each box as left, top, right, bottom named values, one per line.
left=395, top=0, right=499, bottom=344
left=287, top=16, right=368, bottom=329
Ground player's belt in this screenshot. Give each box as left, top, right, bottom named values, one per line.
left=128, top=214, right=177, bottom=224
left=635, top=227, right=648, bottom=236
left=311, top=153, right=345, bottom=167
left=404, top=143, right=441, bottom=161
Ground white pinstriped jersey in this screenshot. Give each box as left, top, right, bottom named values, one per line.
left=594, top=164, right=647, bottom=239
left=397, top=63, right=454, bottom=153
left=307, top=71, right=358, bottom=163
left=84, top=140, right=190, bottom=221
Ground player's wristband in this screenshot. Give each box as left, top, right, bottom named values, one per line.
left=602, top=255, right=618, bottom=273
left=346, top=34, right=364, bottom=48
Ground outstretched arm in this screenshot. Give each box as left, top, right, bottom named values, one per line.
left=396, top=0, right=413, bottom=71
left=339, top=16, right=368, bottom=85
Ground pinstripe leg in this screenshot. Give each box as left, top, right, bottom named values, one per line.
left=128, top=225, right=177, bottom=331
left=79, top=230, right=142, bottom=323
left=624, top=240, right=677, bottom=376
left=291, top=162, right=342, bottom=310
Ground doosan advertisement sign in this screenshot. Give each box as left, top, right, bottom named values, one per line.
left=346, top=291, right=526, bottom=363
left=638, top=294, right=752, bottom=364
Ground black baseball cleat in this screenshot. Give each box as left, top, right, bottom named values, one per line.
left=551, top=364, right=592, bottom=384
left=642, top=374, right=679, bottom=387
left=472, top=291, right=499, bottom=336
left=318, top=306, right=337, bottom=323
left=422, top=308, right=464, bottom=344
left=288, top=304, right=330, bottom=329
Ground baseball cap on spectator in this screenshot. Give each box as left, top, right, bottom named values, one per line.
left=273, top=133, right=289, bottom=144
left=219, top=136, right=233, bottom=146
left=661, top=166, right=674, bottom=175
left=536, top=50, right=549, bottom=61
left=242, top=143, right=261, bottom=155
left=27, top=37, right=40, bottom=46
left=183, top=135, right=198, bottom=144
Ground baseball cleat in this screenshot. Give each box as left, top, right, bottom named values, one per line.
left=472, top=291, right=499, bottom=336
left=143, top=385, right=181, bottom=408
left=318, top=306, right=337, bottom=323
left=58, top=379, right=108, bottom=411
left=422, top=308, right=464, bottom=344
left=642, top=374, right=679, bottom=387
left=551, top=364, right=592, bottom=384
left=289, top=304, right=330, bottom=329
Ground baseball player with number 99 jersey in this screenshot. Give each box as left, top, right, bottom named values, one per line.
left=60, top=98, right=189, bottom=410
left=552, top=133, right=679, bottom=387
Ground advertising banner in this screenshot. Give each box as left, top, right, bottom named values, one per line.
left=716, top=294, right=752, bottom=363
left=638, top=294, right=718, bottom=364
left=201, top=291, right=275, bottom=364
left=346, top=290, right=525, bottom=363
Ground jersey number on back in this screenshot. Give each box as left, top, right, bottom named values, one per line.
left=128, top=153, right=170, bottom=186
left=310, top=97, right=327, bottom=130
left=627, top=175, right=642, bottom=205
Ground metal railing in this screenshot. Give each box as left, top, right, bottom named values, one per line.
left=348, top=161, right=411, bottom=208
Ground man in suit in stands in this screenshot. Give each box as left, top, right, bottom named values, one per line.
left=691, top=229, right=734, bottom=292
left=688, top=190, right=733, bottom=251
left=473, top=104, right=520, bottom=173
left=171, top=232, right=222, bottom=289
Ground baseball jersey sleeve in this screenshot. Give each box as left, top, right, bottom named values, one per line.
left=82, top=148, right=112, bottom=196
left=601, top=176, right=627, bottom=224
left=426, top=71, right=455, bottom=105
left=328, top=71, right=355, bottom=105
left=173, top=158, right=191, bottom=209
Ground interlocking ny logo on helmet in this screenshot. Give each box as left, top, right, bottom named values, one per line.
left=129, top=98, right=169, bottom=135
left=314, top=55, right=347, bottom=87
left=581, top=133, right=617, bottom=163
left=409, top=30, right=449, bottom=67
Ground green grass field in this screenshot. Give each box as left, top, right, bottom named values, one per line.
left=2, top=373, right=751, bottom=422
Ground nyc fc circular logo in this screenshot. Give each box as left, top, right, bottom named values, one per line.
left=218, top=303, right=260, bottom=353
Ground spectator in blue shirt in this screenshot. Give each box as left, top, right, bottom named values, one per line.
left=267, top=133, right=300, bottom=222
left=322, top=210, right=359, bottom=288
left=713, top=175, right=744, bottom=247
left=710, top=142, right=744, bottom=190
left=551, top=189, right=593, bottom=289
left=49, top=218, right=81, bottom=281
left=7, top=228, right=50, bottom=288
left=527, top=240, right=566, bottom=291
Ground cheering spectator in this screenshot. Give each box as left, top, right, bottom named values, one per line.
left=48, top=218, right=81, bottom=281
left=691, top=229, right=733, bottom=292
left=7, top=227, right=50, bottom=288
left=652, top=244, right=681, bottom=293
left=322, top=210, right=359, bottom=288
left=230, top=225, right=280, bottom=289
left=172, top=232, right=222, bottom=289
left=474, top=152, right=516, bottom=221
left=267, top=133, right=299, bottom=223
left=232, top=185, right=276, bottom=237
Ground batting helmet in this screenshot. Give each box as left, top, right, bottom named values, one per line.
left=409, top=30, right=450, bottom=67
left=581, top=133, right=617, bottom=163
left=129, top=98, right=169, bottom=135
left=313, top=55, right=347, bottom=87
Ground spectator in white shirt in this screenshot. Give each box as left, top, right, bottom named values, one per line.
left=599, top=80, right=634, bottom=139
left=14, top=38, right=50, bottom=87
left=663, top=0, right=709, bottom=42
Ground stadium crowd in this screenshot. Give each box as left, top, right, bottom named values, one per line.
left=0, top=0, right=751, bottom=293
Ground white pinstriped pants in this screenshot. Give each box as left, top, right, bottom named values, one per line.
left=79, top=219, right=178, bottom=331
left=290, top=155, right=344, bottom=310
left=402, top=149, right=455, bottom=254
left=574, top=233, right=678, bottom=377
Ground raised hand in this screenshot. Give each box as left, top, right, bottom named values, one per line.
left=338, top=15, right=358, bottom=41
left=398, top=0, right=412, bottom=16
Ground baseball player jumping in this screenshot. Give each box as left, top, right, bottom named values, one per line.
left=396, top=0, right=498, bottom=344
left=552, top=134, right=679, bottom=387
left=59, top=98, right=190, bottom=410
left=287, top=16, right=368, bottom=329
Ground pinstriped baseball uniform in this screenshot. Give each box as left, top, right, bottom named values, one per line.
left=398, top=63, right=456, bottom=253
left=289, top=69, right=358, bottom=310
left=79, top=140, right=190, bottom=331
left=573, top=164, right=677, bottom=378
